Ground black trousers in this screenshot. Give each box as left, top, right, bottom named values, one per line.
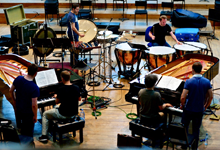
left=16, top=111, right=35, bottom=137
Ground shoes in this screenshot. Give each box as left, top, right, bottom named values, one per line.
left=38, top=135, right=49, bottom=142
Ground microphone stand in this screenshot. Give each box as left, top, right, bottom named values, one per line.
left=119, top=0, right=129, bottom=22
left=102, top=18, right=116, bottom=91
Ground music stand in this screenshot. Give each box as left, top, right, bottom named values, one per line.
left=119, top=0, right=129, bottom=22
left=51, top=38, right=72, bottom=69
left=208, top=9, right=220, bottom=40
left=32, top=38, right=60, bottom=67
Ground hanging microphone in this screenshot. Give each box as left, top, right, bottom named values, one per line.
left=110, top=18, right=113, bottom=22
left=33, top=11, right=39, bottom=16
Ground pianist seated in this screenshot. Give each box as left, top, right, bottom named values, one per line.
left=38, top=70, right=81, bottom=142
left=138, top=74, right=172, bottom=125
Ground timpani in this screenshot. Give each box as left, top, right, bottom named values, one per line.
left=174, top=42, right=207, bottom=57
left=145, top=46, right=176, bottom=69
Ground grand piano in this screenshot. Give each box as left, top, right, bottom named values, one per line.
left=0, top=54, right=87, bottom=113
left=126, top=54, right=219, bottom=116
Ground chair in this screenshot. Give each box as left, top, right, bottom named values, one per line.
left=113, top=0, right=128, bottom=11
left=160, top=2, right=174, bottom=17
left=129, top=118, right=164, bottom=148
left=78, top=0, right=93, bottom=19
left=51, top=117, right=85, bottom=147
left=44, top=0, right=59, bottom=25
left=146, top=0, right=158, bottom=11
left=173, top=0, right=185, bottom=9
left=134, top=1, right=148, bottom=26
left=166, top=123, right=196, bottom=150
left=215, top=0, right=220, bottom=10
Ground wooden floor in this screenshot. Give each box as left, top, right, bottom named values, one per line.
left=0, top=1, right=220, bottom=149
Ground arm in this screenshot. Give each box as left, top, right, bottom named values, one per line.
left=180, top=89, right=189, bottom=109
left=149, top=31, right=155, bottom=40
left=32, top=97, right=38, bottom=123
left=170, top=31, right=181, bottom=44
left=55, top=97, right=60, bottom=104
left=71, top=22, right=84, bottom=38
left=158, top=103, right=173, bottom=111
left=9, top=85, right=16, bottom=109
left=204, top=89, right=213, bottom=111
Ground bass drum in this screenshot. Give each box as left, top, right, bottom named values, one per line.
left=33, top=27, right=56, bottom=57
left=66, top=19, right=98, bottom=43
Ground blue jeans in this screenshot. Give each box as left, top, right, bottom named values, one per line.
left=181, top=110, right=204, bottom=149
left=152, top=42, right=171, bottom=47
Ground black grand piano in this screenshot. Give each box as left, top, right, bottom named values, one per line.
left=126, top=54, right=219, bottom=116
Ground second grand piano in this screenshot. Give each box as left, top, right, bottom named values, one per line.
left=126, top=53, right=219, bottom=116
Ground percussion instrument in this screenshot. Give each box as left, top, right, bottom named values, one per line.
left=145, top=46, right=176, bottom=69
left=66, top=19, right=98, bottom=43
left=173, top=42, right=206, bottom=56
left=33, top=27, right=56, bottom=57
left=115, top=42, right=142, bottom=78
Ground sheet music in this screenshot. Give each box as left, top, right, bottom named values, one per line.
left=35, top=69, right=58, bottom=88
left=156, top=75, right=182, bottom=91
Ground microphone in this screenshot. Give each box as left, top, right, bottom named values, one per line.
left=110, top=18, right=113, bottom=22
left=33, top=11, right=39, bottom=16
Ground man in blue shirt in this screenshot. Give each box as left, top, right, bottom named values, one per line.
left=67, top=4, right=85, bottom=67
left=9, top=64, right=40, bottom=138
left=180, top=62, right=213, bottom=149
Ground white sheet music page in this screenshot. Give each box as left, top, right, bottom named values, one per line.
left=35, top=69, right=58, bottom=88
left=156, top=75, right=182, bottom=91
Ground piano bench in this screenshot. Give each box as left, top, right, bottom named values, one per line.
left=51, top=118, right=85, bottom=146
left=129, top=118, right=164, bottom=148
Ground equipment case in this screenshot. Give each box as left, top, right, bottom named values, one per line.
left=175, top=28, right=199, bottom=42
left=4, top=4, right=38, bottom=45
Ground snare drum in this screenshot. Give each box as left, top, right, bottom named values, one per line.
left=174, top=42, right=206, bottom=57
left=146, top=46, right=176, bottom=69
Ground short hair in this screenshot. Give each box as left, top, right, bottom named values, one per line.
left=145, top=74, right=158, bottom=88
left=61, top=70, right=71, bottom=81
left=159, top=15, right=167, bottom=21
left=28, top=64, right=38, bottom=76
left=192, top=62, right=202, bottom=73
left=72, top=3, right=79, bottom=9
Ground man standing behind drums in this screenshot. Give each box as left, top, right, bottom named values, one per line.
left=67, top=4, right=85, bottom=67
left=149, top=15, right=181, bottom=47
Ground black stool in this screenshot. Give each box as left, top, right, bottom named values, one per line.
left=51, top=117, right=85, bottom=146
left=129, top=118, right=164, bottom=148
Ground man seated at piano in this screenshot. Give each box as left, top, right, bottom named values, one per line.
left=180, top=62, right=213, bottom=149
left=138, top=74, right=172, bottom=125
left=38, top=70, right=81, bottom=142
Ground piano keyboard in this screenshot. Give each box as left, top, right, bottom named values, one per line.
left=132, top=96, right=138, bottom=101
left=166, top=107, right=183, bottom=113
left=37, top=97, right=56, bottom=105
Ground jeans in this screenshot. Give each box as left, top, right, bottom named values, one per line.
left=16, top=111, right=35, bottom=137
left=181, top=110, right=204, bottom=149
left=152, top=42, right=171, bottom=47
left=42, top=105, right=74, bottom=136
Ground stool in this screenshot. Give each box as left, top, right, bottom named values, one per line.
left=51, top=117, right=85, bottom=146
left=129, top=118, right=164, bottom=148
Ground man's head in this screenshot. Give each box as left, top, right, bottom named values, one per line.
left=159, top=15, right=167, bottom=27
left=72, top=4, right=80, bottom=14
left=145, top=74, right=158, bottom=88
left=28, top=64, right=38, bottom=76
left=192, top=62, right=203, bottom=74
left=61, top=70, right=71, bottom=82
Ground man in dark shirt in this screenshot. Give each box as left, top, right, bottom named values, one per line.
left=9, top=64, right=39, bottom=137
left=67, top=3, right=85, bottom=67
left=181, top=62, right=213, bottom=149
left=138, top=74, right=172, bottom=125
left=149, top=15, right=181, bottom=47
left=39, top=70, right=81, bottom=142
